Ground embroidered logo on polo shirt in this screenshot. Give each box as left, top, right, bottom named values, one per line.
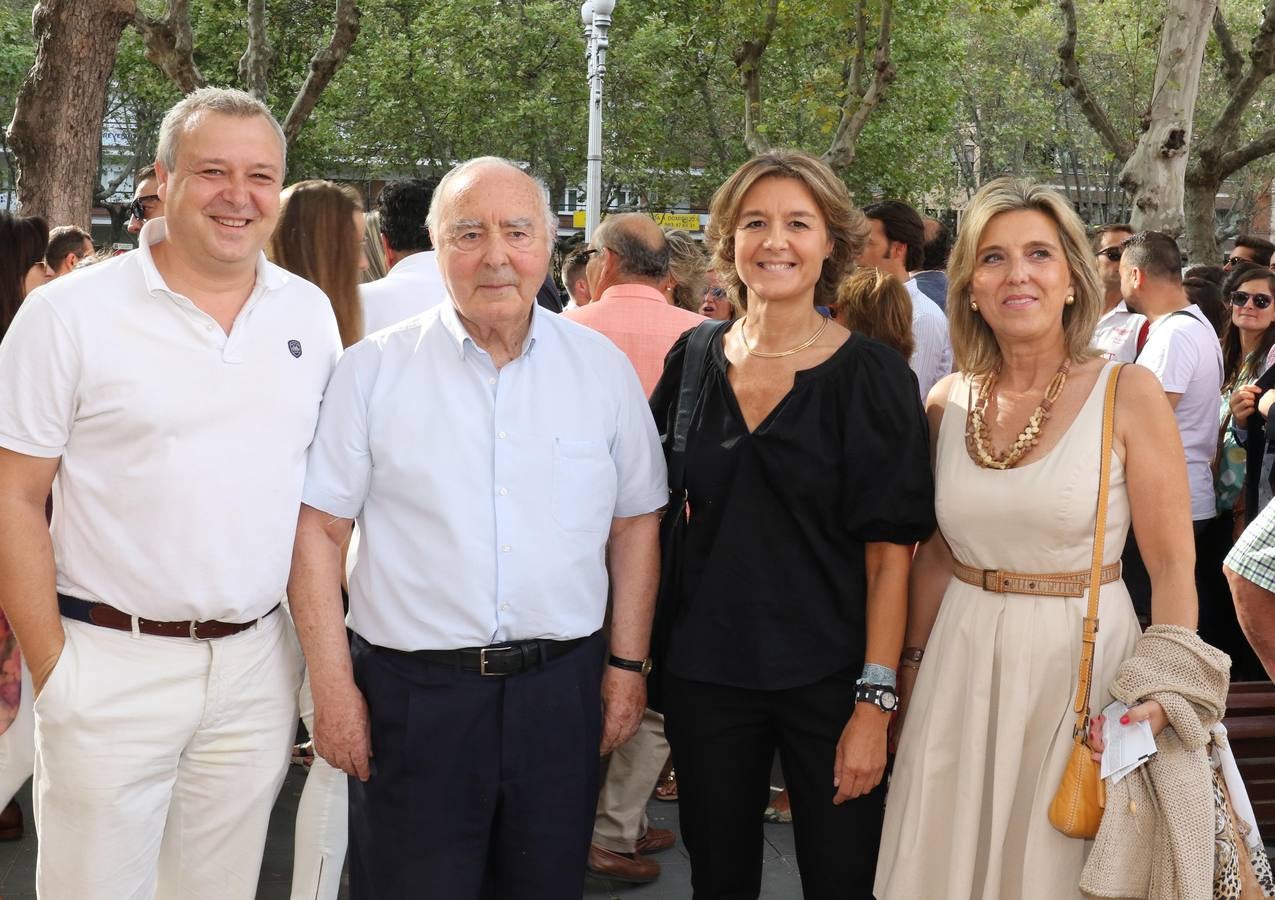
left=288, top=340, right=302, bottom=358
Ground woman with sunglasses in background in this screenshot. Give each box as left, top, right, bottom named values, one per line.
left=1202, top=264, right=1275, bottom=679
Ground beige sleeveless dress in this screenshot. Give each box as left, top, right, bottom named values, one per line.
left=874, top=362, right=1141, bottom=900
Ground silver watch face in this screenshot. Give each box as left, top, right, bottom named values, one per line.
left=880, top=690, right=898, bottom=711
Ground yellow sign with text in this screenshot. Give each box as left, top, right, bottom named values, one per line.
left=570, top=211, right=702, bottom=231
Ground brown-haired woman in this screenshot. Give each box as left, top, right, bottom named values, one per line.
left=832, top=267, right=914, bottom=360
left=1, top=212, right=51, bottom=343
left=650, top=149, right=934, bottom=897
left=269, top=180, right=366, bottom=347
left=875, top=178, right=1215, bottom=899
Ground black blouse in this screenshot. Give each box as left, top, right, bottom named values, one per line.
left=649, top=330, right=936, bottom=690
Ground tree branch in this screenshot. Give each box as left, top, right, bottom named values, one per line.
left=132, top=0, right=204, bottom=94
left=1193, top=0, right=1275, bottom=173
left=823, top=0, right=894, bottom=173
left=238, top=0, right=273, bottom=101
left=1213, top=7, right=1245, bottom=89
left=1217, top=124, right=1275, bottom=176
left=1056, top=0, right=1133, bottom=161
left=732, top=0, right=779, bottom=156
left=281, top=0, right=361, bottom=146
left=848, top=0, right=867, bottom=99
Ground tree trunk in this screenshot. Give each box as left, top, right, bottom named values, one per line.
left=732, top=0, right=778, bottom=156
left=239, top=0, right=273, bottom=101
left=1183, top=171, right=1225, bottom=265
left=1117, top=0, right=1217, bottom=234
left=6, top=0, right=137, bottom=226
left=281, top=0, right=361, bottom=146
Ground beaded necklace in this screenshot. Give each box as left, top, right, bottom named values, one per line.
left=965, top=359, right=1071, bottom=470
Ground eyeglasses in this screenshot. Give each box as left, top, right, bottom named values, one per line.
left=1226, top=255, right=1254, bottom=268
left=1229, top=290, right=1274, bottom=309
left=577, top=247, right=601, bottom=263
left=129, top=194, right=160, bottom=222
left=703, top=286, right=726, bottom=300
left=1096, top=247, right=1122, bottom=262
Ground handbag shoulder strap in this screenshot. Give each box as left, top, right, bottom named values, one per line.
left=667, top=320, right=730, bottom=493
left=1072, top=363, right=1125, bottom=729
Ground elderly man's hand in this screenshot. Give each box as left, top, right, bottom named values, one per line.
left=312, top=678, right=373, bottom=781
left=599, top=666, right=646, bottom=754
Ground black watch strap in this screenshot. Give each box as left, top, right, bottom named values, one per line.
left=608, top=654, right=653, bottom=676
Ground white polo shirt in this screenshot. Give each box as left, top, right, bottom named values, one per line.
left=1093, top=300, right=1146, bottom=363
left=359, top=250, right=448, bottom=336
left=0, top=219, right=342, bottom=622
left=302, top=302, right=668, bottom=652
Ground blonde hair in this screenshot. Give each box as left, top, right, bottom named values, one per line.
left=664, top=229, right=708, bottom=311
left=948, top=177, right=1101, bottom=374
left=706, top=150, right=867, bottom=311
left=361, top=210, right=389, bottom=282
left=269, top=180, right=364, bottom=348
left=834, top=268, right=914, bottom=360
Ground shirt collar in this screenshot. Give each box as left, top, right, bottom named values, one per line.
left=438, top=300, right=541, bottom=361
left=387, top=250, right=438, bottom=277
left=597, top=283, right=671, bottom=306
left=136, top=217, right=287, bottom=299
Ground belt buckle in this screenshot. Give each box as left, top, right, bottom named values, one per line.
left=479, top=646, right=512, bottom=676
left=189, top=620, right=211, bottom=641
left=981, top=569, right=1001, bottom=592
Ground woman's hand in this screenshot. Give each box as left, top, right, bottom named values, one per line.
left=1230, top=384, right=1262, bottom=428
left=1087, top=700, right=1169, bottom=761
left=833, top=703, right=889, bottom=804
left=889, top=665, right=919, bottom=753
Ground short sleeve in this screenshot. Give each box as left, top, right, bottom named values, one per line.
left=1139, top=323, right=1200, bottom=393
left=610, top=349, right=668, bottom=517
left=0, top=292, right=81, bottom=458
left=842, top=340, right=936, bottom=544
left=301, top=342, right=376, bottom=519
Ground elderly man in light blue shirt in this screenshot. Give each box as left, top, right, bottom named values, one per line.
left=287, top=156, right=667, bottom=899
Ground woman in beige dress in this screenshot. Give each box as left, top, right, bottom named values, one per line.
left=874, top=179, right=1199, bottom=899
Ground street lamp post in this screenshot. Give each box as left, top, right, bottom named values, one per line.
left=581, top=0, right=615, bottom=242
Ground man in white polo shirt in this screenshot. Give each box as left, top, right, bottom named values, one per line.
left=0, top=88, right=340, bottom=899
left=289, top=156, right=666, bottom=898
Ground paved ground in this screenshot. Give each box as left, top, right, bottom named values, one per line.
left=0, top=768, right=805, bottom=899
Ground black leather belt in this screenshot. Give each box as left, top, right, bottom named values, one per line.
left=387, top=636, right=590, bottom=676
left=58, top=593, right=277, bottom=640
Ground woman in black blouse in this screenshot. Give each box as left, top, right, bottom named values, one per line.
left=649, top=150, right=934, bottom=899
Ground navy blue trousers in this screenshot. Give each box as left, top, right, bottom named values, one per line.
left=347, top=631, right=605, bottom=899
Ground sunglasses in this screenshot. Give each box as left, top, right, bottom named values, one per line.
left=577, top=247, right=601, bottom=263
left=129, top=194, right=160, bottom=222
left=1229, top=290, right=1274, bottom=309
left=1095, top=247, right=1122, bottom=262
left=1226, top=255, right=1254, bottom=268
left=703, top=287, right=727, bottom=300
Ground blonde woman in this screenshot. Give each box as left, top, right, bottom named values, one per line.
left=663, top=228, right=708, bottom=312
left=875, top=179, right=1214, bottom=899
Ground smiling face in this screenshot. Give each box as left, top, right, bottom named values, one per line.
left=433, top=164, right=550, bottom=329
left=732, top=176, right=832, bottom=307
left=1232, top=276, right=1275, bottom=335
left=155, top=112, right=284, bottom=276
left=969, top=208, right=1073, bottom=346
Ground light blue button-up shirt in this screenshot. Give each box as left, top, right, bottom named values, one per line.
left=302, top=301, right=668, bottom=651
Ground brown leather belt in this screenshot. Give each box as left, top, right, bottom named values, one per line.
left=952, top=561, right=1122, bottom=598
left=57, top=593, right=277, bottom=640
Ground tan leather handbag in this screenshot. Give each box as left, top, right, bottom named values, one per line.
left=1048, top=364, right=1123, bottom=839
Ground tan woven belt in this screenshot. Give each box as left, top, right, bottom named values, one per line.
left=952, top=561, right=1122, bottom=598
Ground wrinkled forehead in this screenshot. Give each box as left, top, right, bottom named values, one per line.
left=439, top=168, right=543, bottom=229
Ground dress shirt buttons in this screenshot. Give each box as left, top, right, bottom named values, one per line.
left=205, top=323, right=214, bottom=331
left=488, top=377, right=497, bottom=385
left=498, top=487, right=508, bottom=496
left=500, top=603, right=510, bottom=611
left=497, top=431, right=507, bottom=439
left=501, top=545, right=511, bottom=552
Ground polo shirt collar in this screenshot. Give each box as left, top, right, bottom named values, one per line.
left=598, top=283, right=669, bottom=306
left=136, top=217, right=288, bottom=299
left=439, top=299, right=541, bottom=361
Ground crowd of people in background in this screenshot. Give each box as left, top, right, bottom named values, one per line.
left=2, top=84, right=1275, bottom=900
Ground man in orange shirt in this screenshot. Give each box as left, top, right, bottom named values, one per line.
left=565, top=213, right=704, bottom=884
left=565, top=214, right=705, bottom=397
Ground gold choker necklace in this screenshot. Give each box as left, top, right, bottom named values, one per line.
left=739, top=315, right=828, bottom=358
left=965, top=359, right=1071, bottom=469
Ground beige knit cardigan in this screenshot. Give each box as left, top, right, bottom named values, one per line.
left=1080, top=625, right=1231, bottom=900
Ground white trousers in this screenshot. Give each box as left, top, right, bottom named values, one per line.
left=291, top=665, right=348, bottom=900
left=34, top=611, right=303, bottom=900
left=0, top=659, right=35, bottom=807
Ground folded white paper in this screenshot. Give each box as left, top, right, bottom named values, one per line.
left=1099, top=700, right=1158, bottom=784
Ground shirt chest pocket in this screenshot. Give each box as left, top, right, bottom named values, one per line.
left=553, top=438, right=617, bottom=533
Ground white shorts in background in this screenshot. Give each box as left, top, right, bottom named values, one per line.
left=33, top=609, right=303, bottom=900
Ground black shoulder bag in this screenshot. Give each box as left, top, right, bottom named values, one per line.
left=647, top=319, right=729, bottom=713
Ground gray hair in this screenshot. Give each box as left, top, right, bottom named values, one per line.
left=156, top=86, right=286, bottom=174
left=426, top=156, right=558, bottom=254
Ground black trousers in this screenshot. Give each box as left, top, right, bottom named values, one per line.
left=663, top=670, right=884, bottom=900
left=1122, top=518, right=1210, bottom=627
left=347, top=631, right=605, bottom=899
